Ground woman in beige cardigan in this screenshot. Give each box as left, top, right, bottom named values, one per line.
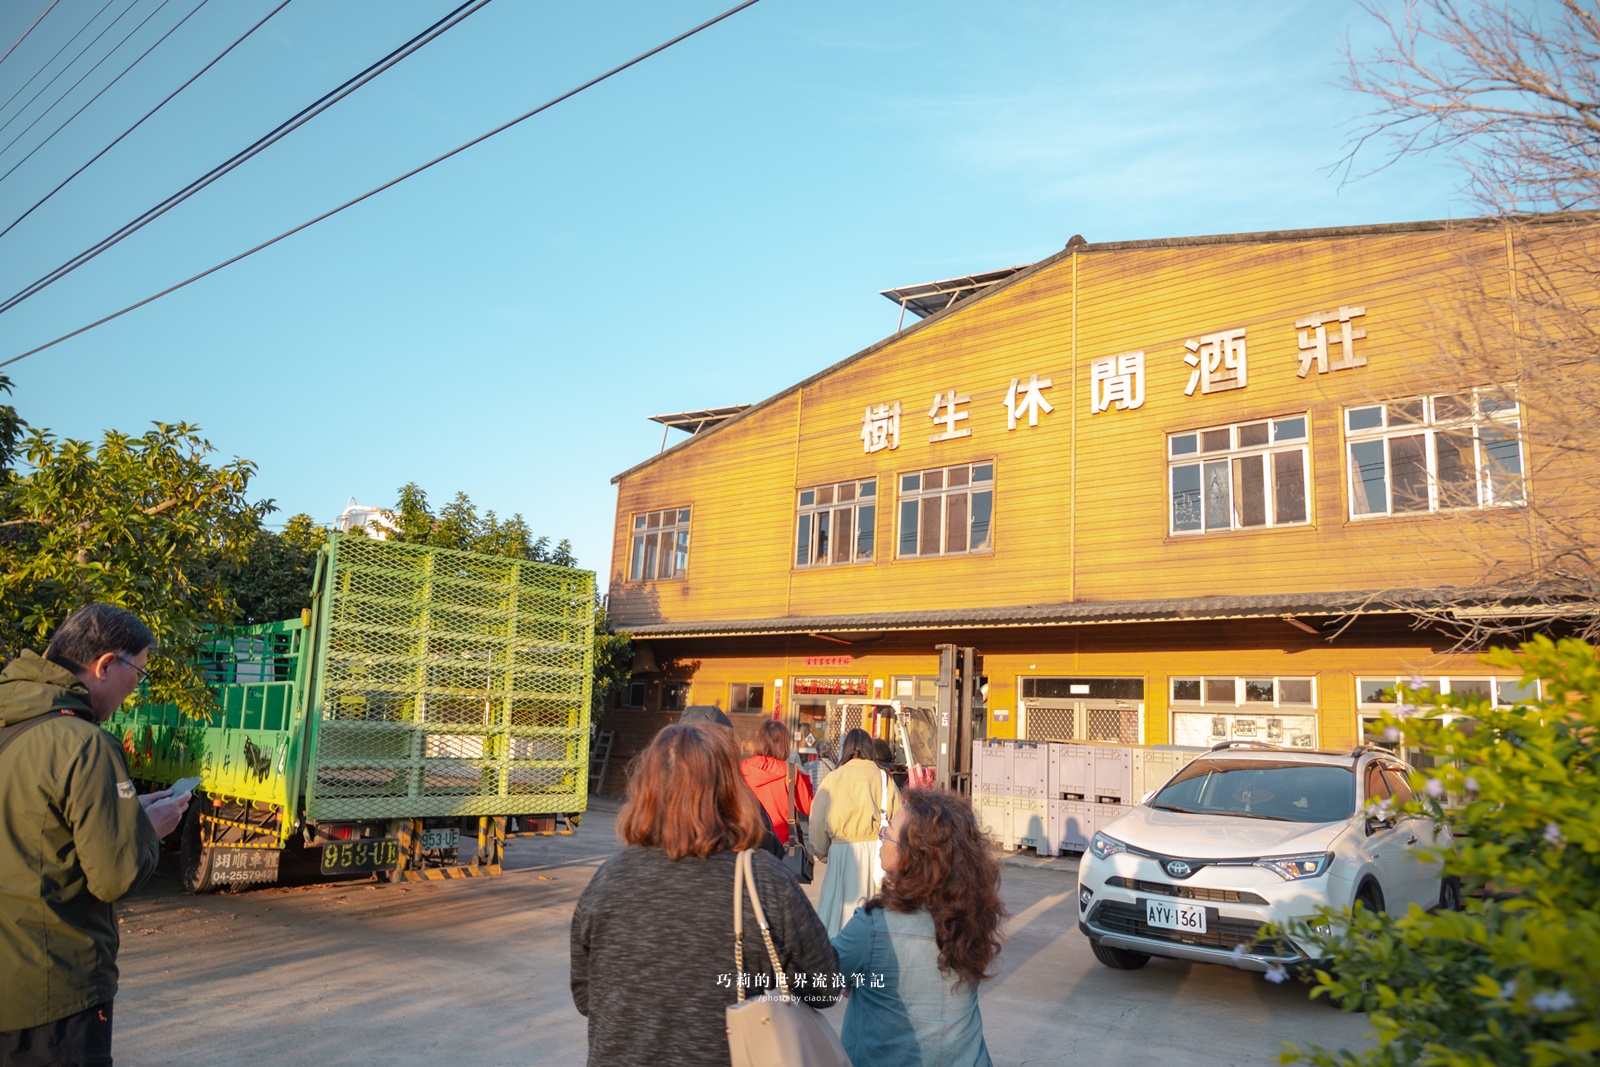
left=811, top=727, right=902, bottom=937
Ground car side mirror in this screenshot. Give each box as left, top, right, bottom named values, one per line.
left=1364, top=815, right=1394, bottom=836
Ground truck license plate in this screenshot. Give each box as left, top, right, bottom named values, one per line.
left=1146, top=898, right=1207, bottom=934
left=420, top=828, right=459, bottom=851
left=320, top=838, right=401, bottom=874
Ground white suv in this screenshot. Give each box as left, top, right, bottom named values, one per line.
left=1076, top=742, right=1457, bottom=974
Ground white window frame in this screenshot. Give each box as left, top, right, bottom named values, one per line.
left=796, top=478, right=876, bottom=567
left=628, top=506, right=690, bottom=582
left=1168, top=415, right=1310, bottom=535
left=1344, top=389, right=1525, bottom=519
left=896, top=461, right=995, bottom=559
left=1356, top=675, right=1539, bottom=710
left=1168, top=675, right=1318, bottom=708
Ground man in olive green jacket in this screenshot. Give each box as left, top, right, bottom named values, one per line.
left=0, top=605, right=189, bottom=1067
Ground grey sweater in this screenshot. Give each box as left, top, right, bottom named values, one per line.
left=570, top=846, right=840, bottom=1066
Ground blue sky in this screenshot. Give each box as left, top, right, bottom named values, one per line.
left=0, top=0, right=1467, bottom=585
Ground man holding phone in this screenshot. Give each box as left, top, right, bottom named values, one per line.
left=0, top=604, right=190, bottom=1067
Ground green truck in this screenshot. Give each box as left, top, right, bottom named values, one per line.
left=106, top=533, right=596, bottom=891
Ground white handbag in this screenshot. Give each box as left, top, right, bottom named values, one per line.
left=726, top=850, right=850, bottom=1067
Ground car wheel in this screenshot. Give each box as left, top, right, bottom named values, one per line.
left=1353, top=881, right=1384, bottom=915
left=1438, top=876, right=1463, bottom=912
left=1090, top=940, right=1151, bottom=970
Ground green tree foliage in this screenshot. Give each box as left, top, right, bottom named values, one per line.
left=221, top=513, right=328, bottom=626
left=383, top=482, right=576, bottom=565
left=0, top=376, right=24, bottom=481
left=591, top=600, right=633, bottom=715
left=0, top=419, right=265, bottom=716
left=1285, top=637, right=1599, bottom=1067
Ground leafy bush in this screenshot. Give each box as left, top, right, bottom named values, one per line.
left=1283, top=636, right=1599, bottom=1067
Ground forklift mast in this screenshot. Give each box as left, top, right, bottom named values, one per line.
left=934, top=644, right=985, bottom=794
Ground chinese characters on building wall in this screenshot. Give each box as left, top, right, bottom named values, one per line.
left=857, top=304, right=1373, bottom=451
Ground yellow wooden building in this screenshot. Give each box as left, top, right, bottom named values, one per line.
left=599, top=215, right=1598, bottom=766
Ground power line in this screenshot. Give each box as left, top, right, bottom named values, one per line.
left=0, top=0, right=764, bottom=372
left=0, top=0, right=292, bottom=245
left=0, top=0, right=62, bottom=71
left=0, top=0, right=482, bottom=302
left=0, top=0, right=211, bottom=187
left=0, top=0, right=141, bottom=141
left=0, top=0, right=117, bottom=122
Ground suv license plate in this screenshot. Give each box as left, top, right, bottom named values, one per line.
left=420, top=828, right=459, bottom=851
left=1146, top=898, right=1207, bottom=934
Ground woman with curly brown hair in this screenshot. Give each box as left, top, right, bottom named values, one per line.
left=831, top=788, right=1005, bottom=1067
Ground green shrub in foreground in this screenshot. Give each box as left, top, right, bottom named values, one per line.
left=1282, top=636, right=1598, bottom=1067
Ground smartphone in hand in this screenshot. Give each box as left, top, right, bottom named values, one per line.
left=168, top=776, right=203, bottom=799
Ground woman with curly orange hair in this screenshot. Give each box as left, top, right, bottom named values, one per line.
left=831, top=788, right=1005, bottom=1066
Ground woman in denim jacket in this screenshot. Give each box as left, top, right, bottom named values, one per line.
left=831, top=789, right=1006, bottom=1067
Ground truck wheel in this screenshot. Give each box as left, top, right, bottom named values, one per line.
left=179, top=797, right=217, bottom=894
left=1090, top=940, right=1151, bottom=970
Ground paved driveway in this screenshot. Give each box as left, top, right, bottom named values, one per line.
left=111, top=801, right=1371, bottom=1066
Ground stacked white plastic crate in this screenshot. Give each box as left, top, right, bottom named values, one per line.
left=1090, top=746, right=1134, bottom=842
left=973, top=739, right=1013, bottom=847
left=977, top=740, right=1208, bottom=855
left=1133, top=745, right=1204, bottom=798
left=1045, top=743, right=1092, bottom=856
left=1009, top=742, right=1049, bottom=852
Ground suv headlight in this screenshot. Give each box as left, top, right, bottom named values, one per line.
left=1254, top=852, right=1333, bottom=880
left=1089, top=832, right=1128, bottom=861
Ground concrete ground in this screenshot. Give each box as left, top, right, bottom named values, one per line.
left=112, top=800, right=1372, bottom=1066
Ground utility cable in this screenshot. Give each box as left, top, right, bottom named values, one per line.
left=0, top=0, right=292, bottom=244
left=0, top=0, right=184, bottom=164
left=1, top=0, right=764, bottom=368
left=0, top=0, right=209, bottom=187
left=0, top=0, right=62, bottom=72
left=0, top=0, right=140, bottom=142
left=0, top=0, right=483, bottom=308
left=0, top=0, right=117, bottom=123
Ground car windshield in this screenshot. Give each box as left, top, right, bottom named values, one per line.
left=1152, top=759, right=1355, bottom=823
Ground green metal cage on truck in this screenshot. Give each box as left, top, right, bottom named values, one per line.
left=105, top=533, right=597, bottom=890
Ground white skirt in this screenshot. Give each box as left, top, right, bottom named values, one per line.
left=817, top=838, right=883, bottom=938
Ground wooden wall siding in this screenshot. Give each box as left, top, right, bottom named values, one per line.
left=610, top=224, right=1597, bottom=628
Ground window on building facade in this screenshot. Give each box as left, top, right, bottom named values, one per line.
left=621, top=682, right=645, bottom=709
left=1345, top=390, right=1525, bottom=518
left=662, top=682, right=690, bottom=712
left=1357, top=675, right=1535, bottom=770
left=1169, top=416, right=1309, bottom=535
left=1015, top=677, right=1146, bottom=745
left=1357, top=675, right=1537, bottom=709
left=1169, top=675, right=1318, bottom=748
left=729, top=683, right=765, bottom=714
left=897, top=462, right=994, bottom=558
left=1170, top=676, right=1317, bottom=707
left=628, top=507, right=690, bottom=582
left=892, top=676, right=940, bottom=703
left=796, top=478, right=876, bottom=567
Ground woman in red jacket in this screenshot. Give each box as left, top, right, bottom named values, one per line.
left=740, top=719, right=813, bottom=845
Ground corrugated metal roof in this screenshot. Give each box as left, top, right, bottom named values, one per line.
left=618, top=587, right=1597, bottom=639
left=618, top=590, right=1396, bottom=639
